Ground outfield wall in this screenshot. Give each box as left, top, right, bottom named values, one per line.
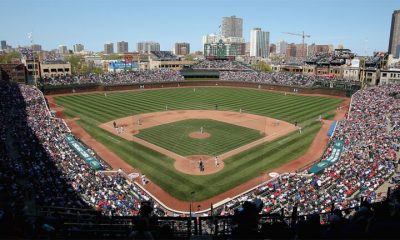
left=42, top=80, right=349, bottom=97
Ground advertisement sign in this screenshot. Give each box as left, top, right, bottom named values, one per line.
left=351, top=59, right=360, bottom=68
left=309, top=140, right=344, bottom=174
left=108, top=61, right=138, bottom=70
left=65, top=135, right=103, bottom=170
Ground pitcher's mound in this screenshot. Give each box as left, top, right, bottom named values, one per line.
left=189, top=131, right=210, bottom=139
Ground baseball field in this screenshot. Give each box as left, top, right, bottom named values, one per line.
left=54, top=87, right=342, bottom=201
left=136, top=119, right=263, bottom=156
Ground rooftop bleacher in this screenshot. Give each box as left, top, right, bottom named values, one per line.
left=150, top=51, right=180, bottom=61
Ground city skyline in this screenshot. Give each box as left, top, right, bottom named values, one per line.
left=0, top=0, right=398, bottom=55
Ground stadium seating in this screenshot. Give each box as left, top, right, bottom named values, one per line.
left=191, top=59, right=253, bottom=71
left=1, top=77, right=399, bottom=238
left=223, top=84, right=399, bottom=218
left=40, top=69, right=184, bottom=86
left=220, top=71, right=318, bottom=86
left=150, top=51, right=180, bottom=61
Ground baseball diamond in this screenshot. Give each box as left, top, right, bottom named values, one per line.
left=134, top=119, right=263, bottom=156
left=54, top=87, right=342, bottom=201
left=99, top=110, right=298, bottom=175
left=3, top=2, right=400, bottom=238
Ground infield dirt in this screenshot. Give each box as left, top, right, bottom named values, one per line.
left=46, top=91, right=350, bottom=212
left=99, top=110, right=297, bottom=175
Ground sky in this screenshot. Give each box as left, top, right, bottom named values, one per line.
left=0, top=0, right=398, bottom=55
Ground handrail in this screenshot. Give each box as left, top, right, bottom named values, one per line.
left=132, top=173, right=286, bottom=215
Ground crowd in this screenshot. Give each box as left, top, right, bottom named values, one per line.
left=19, top=47, right=36, bottom=60
left=151, top=51, right=179, bottom=60
left=40, top=69, right=184, bottom=86
left=0, top=79, right=168, bottom=226
left=216, top=84, right=399, bottom=218
left=303, top=49, right=357, bottom=67
left=191, top=60, right=253, bottom=71
left=220, top=70, right=360, bottom=86
left=228, top=188, right=400, bottom=239
left=37, top=59, right=361, bottom=88
left=220, top=71, right=321, bottom=86
left=1, top=77, right=399, bottom=224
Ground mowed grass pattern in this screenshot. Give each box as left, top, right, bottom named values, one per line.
left=56, top=87, right=341, bottom=124
left=55, top=87, right=342, bottom=201
left=136, top=119, right=263, bottom=156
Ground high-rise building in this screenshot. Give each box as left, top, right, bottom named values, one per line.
left=117, top=41, right=129, bottom=53
left=286, top=43, right=297, bottom=58
left=269, top=44, right=276, bottom=54
left=276, top=41, right=288, bottom=55
left=221, top=16, right=243, bottom=38
left=307, top=44, right=330, bottom=57
left=388, top=10, right=400, bottom=58
left=250, top=28, right=270, bottom=58
left=31, top=44, right=42, bottom=52
left=245, top=42, right=250, bottom=56
left=104, top=42, right=114, bottom=54
left=295, top=43, right=307, bottom=58
left=58, top=45, right=68, bottom=54
left=137, top=41, right=160, bottom=53
left=1, top=40, right=6, bottom=50
left=307, top=44, right=316, bottom=57
left=328, top=44, right=334, bottom=53
left=174, top=42, right=190, bottom=55
left=73, top=44, right=84, bottom=53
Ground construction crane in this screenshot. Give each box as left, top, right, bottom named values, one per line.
left=282, top=31, right=311, bottom=59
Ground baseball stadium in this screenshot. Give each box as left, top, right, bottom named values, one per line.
left=1, top=49, right=399, bottom=239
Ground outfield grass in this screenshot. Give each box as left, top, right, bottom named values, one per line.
left=55, top=87, right=342, bottom=201
left=136, top=119, right=263, bottom=156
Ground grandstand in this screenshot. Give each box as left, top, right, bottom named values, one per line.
left=364, top=52, right=389, bottom=68
left=0, top=44, right=397, bottom=238
left=1, top=73, right=399, bottom=238
left=36, top=65, right=360, bottom=91
left=191, top=59, right=253, bottom=71
left=305, top=49, right=355, bottom=66
left=40, top=69, right=184, bottom=86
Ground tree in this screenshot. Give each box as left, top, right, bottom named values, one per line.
left=183, top=54, right=195, bottom=61
left=253, top=61, right=272, bottom=72
left=65, top=55, right=105, bottom=74
left=65, top=55, right=84, bottom=74
left=359, top=58, right=366, bottom=68
left=92, top=67, right=104, bottom=74
left=0, top=51, right=21, bottom=64
left=103, top=54, right=123, bottom=60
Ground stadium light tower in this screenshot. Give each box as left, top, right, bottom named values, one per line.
left=282, top=31, right=311, bottom=61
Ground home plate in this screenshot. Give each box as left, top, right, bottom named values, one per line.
left=127, top=173, right=140, bottom=180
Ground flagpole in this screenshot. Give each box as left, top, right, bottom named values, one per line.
left=28, top=32, right=37, bottom=87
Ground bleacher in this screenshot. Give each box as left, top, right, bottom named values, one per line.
left=150, top=51, right=180, bottom=61
left=191, top=59, right=253, bottom=71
